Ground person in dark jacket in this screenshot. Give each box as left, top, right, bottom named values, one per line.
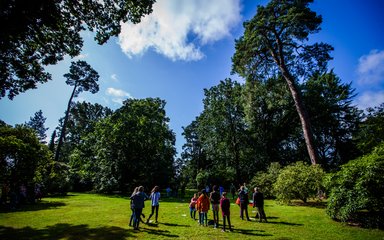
left=130, top=186, right=148, bottom=230
left=238, top=186, right=250, bottom=221
left=220, top=192, right=232, bottom=232
left=253, top=187, right=267, bottom=222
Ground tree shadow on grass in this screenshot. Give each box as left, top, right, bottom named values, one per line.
left=266, top=221, right=303, bottom=226
left=231, top=228, right=273, bottom=237
left=0, top=201, right=66, bottom=213
left=141, top=227, right=179, bottom=238
left=0, top=223, right=134, bottom=240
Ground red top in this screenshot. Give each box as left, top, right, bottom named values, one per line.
left=197, top=194, right=210, bottom=212
left=220, top=197, right=230, bottom=216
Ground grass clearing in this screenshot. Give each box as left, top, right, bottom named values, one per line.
left=0, top=193, right=383, bottom=239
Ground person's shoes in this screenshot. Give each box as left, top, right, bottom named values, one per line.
left=221, top=229, right=225, bottom=232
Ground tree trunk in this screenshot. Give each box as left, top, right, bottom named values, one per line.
left=55, top=85, right=77, bottom=162
left=280, top=65, right=318, bottom=165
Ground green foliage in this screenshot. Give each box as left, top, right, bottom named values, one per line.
left=355, top=103, right=384, bottom=154
left=274, top=161, right=325, bottom=203
left=195, top=167, right=236, bottom=189
left=326, top=143, right=384, bottom=227
left=303, top=71, right=362, bottom=169
left=0, top=123, right=52, bottom=198
left=91, top=98, right=176, bottom=192
left=25, top=110, right=49, bottom=144
left=250, top=162, right=281, bottom=199
left=1, top=0, right=155, bottom=99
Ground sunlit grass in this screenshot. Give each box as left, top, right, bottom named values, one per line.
left=0, top=193, right=383, bottom=239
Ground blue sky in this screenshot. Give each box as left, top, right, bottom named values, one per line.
left=1, top=0, right=384, bottom=156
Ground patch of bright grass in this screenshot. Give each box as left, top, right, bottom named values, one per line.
left=0, top=193, right=383, bottom=239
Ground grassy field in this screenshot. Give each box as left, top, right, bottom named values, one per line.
left=0, top=193, right=383, bottom=240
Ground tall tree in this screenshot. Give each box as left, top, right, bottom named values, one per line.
left=25, top=110, right=48, bottom=143
left=232, top=0, right=333, bottom=165
left=197, top=79, right=247, bottom=183
left=303, top=71, right=361, bottom=169
left=0, top=0, right=155, bottom=99
left=91, top=98, right=176, bottom=192
left=55, top=61, right=99, bottom=162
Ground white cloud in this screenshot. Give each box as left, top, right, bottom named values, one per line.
left=111, top=74, right=119, bottom=82
left=105, top=87, right=133, bottom=105
left=118, top=0, right=241, bottom=61
left=355, top=91, right=384, bottom=110
left=74, top=54, right=88, bottom=60
left=357, top=49, right=384, bottom=85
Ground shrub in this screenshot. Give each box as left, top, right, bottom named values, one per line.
left=326, top=143, right=384, bottom=227
left=250, top=162, right=281, bottom=198
left=274, top=161, right=325, bottom=203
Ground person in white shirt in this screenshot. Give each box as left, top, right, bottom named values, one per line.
left=146, top=185, right=161, bottom=223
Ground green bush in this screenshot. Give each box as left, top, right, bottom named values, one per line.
left=274, top=161, right=325, bottom=203
left=326, top=143, right=384, bottom=227
left=250, top=162, right=281, bottom=198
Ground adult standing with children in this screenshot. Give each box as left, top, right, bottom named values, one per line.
left=130, top=186, right=148, bottom=230
left=147, top=186, right=160, bottom=224
left=253, top=187, right=267, bottom=222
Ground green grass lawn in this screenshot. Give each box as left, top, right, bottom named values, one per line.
left=1, top=193, right=383, bottom=240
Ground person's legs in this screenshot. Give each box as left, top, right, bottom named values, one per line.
left=240, top=204, right=244, bottom=219
left=227, top=215, right=232, bottom=231
left=155, top=205, right=159, bottom=222
left=204, top=212, right=208, bottom=226
left=147, top=205, right=155, bottom=223
left=193, top=209, right=196, bottom=219
left=134, top=208, right=143, bottom=229
left=222, top=215, right=226, bottom=231
left=129, top=209, right=135, bottom=226
left=245, top=206, right=250, bottom=221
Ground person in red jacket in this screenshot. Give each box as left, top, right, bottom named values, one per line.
left=196, top=189, right=210, bottom=226
left=220, top=192, right=232, bottom=232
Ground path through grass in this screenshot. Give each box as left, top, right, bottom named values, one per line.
left=0, top=193, right=383, bottom=239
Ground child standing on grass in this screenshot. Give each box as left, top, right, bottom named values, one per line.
left=147, top=186, right=160, bottom=223
left=197, top=189, right=210, bottom=226
left=189, top=193, right=198, bottom=220
left=220, top=192, right=232, bottom=232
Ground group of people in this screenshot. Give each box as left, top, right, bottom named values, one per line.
left=129, top=185, right=160, bottom=230
left=189, top=183, right=267, bottom=232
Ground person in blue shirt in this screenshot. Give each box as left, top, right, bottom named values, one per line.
left=147, top=185, right=161, bottom=223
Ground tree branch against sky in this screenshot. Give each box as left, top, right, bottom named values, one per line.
left=0, top=0, right=155, bottom=99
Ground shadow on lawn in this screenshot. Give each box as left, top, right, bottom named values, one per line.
left=232, top=228, right=273, bottom=237
left=0, top=223, right=134, bottom=240
left=0, top=201, right=66, bottom=213
left=141, top=227, right=179, bottom=238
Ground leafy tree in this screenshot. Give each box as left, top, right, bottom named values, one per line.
left=273, top=161, right=325, bottom=203
left=48, top=130, right=56, bottom=153
left=354, top=103, right=384, bottom=154
left=243, top=75, right=298, bottom=166
left=232, top=0, right=334, bottom=165
left=180, top=119, right=207, bottom=188
left=0, top=123, right=52, bottom=200
left=62, top=102, right=112, bottom=191
left=0, top=0, right=155, bottom=99
left=55, top=61, right=99, bottom=162
left=25, top=110, right=49, bottom=144
left=197, top=79, right=248, bottom=183
left=303, top=71, right=362, bottom=169
left=325, top=143, right=384, bottom=228
left=91, top=98, right=176, bottom=193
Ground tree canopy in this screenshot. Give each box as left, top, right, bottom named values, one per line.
left=0, top=0, right=155, bottom=99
